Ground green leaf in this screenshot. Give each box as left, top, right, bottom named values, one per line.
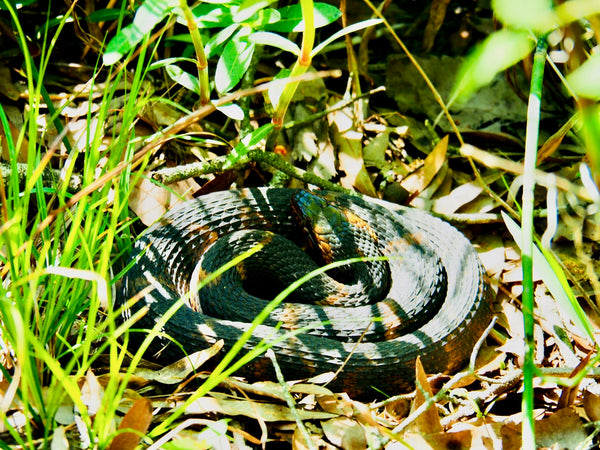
left=225, top=123, right=275, bottom=169
left=0, top=0, right=37, bottom=10
left=186, top=3, right=234, bottom=28
left=234, top=0, right=275, bottom=23
left=148, top=56, right=197, bottom=70
left=88, top=8, right=130, bottom=23
left=492, top=0, right=558, bottom=32
left=566, top=53, right=600, bottom=100
left=215, top=29, right=255, bottom=93
left=104, top=0, right=178, bottom=65
left=249, top=31, right=300, bottom=55
left=265, top=2, right=341, bottom=32
left=453, top=29, right=534, bottom=102
left=165, top=65, right=202, bottom=95
left=266, top=68, right=291, bottom=110
left=206, top=24, right=240, bottom=58
left=247, top=8, right=281, bottom=28
left=311, top=18, right=382, bottom=57
left=216, top=103, right=245, bottom=120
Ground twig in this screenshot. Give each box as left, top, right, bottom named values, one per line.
left=0, top=162, right=82, bottom=193
left=281, top=86, right=385, bottom=132
left=461, top=144, right=593, bottom=202
left=150, top=149, right=351, bottom=194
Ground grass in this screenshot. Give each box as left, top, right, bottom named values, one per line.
left=0, top=4, right=154, bottom=447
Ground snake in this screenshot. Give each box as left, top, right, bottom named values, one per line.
left=118, top=188, right=494, bottom=397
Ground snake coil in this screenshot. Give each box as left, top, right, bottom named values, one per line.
left=119, top=188, right=494, bottom=397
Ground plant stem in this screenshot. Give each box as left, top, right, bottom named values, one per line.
left=521, top=34, right=548, bottom=449
left=179, top=0, right=210, bottom=105
left=272, top=0, right=315, bottom=128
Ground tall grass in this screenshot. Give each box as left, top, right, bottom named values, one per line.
left=0, top=3, right=157, bottom=447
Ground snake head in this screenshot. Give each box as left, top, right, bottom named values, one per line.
left=291, top=191, right=361, bottom=264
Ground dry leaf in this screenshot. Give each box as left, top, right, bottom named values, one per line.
left=401, top=135, right=448, bottom=197
left=321, top=417, right=366, bottom=450
left=185, top=397, right=336, bottom=422
left=292, top=423, right=330, bottom=450
left=129, top=176, right=200, bottom=225
left=403, top=428, right=486, bottom=450
left=317, top=393, right=354, bottom=417
left=80, top=370, right=104, bottom=416
left=50, top=425, right=69, bottom=450
left=330, top=107, right=377, bottom=196
left=537, top=114, right=578, bottom=164
left=384, top=398, right=411, bottom=421
left=107, top=398, right=153, bottom=450
left=422, top=0, right=452, bottom=52
left=409, top=357, right=442, bottom=434
left=535, top=407, right=587, bottom=449
left=583, top=385, right=600, bottom=422
left=432, top=173, right=499, bottom=215
left=133, top=343, right=223, bottom=384
left=0, top=105, right=28, bottom=162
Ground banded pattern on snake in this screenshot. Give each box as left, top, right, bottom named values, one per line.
left=119, top=188, right=494, bottom=396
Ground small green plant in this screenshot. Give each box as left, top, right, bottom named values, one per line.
left=101, top=0, right=379, bottom=125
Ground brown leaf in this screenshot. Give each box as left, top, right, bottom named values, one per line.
left=185, top=397, right=336, bottom=422
left=321, top=417, right=366, bottom=450
left=409, top=356, right=442, bottom=434
left=292, top=423, right=330, bottom=450
left=129, top=176, right=200, bottom=225
left=0, top=105, right=28, bottom=162
left=402, top=135, right=448, bottom=197
left=422, top=0, right=452, bottom=52
left=107, top=398, right=153, bottom=450
left=404, top=428, right=488, bottom=450
left=537, top=114, right=578, bottom=164
left=583, top=386, right=600, bottom=422
left=133, top=342, right=223, bottom=384
left=535, top=407, right=587, bottom=449
left=330, top=108, right=377, bottom=196
left=317, top=393, right=354, bottom=417
left=80, top=370, right=104, bottom=416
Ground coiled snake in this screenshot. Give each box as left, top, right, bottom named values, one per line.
left=119, top=188, right=493, bottom=396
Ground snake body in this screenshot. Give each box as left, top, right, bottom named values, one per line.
left=119, top=188, right=493, bottom=396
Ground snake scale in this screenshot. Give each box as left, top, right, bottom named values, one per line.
left=119, top=188, right=494, bottom=397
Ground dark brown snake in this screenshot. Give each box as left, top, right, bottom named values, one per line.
left=118, top=188, right=494, bottom=397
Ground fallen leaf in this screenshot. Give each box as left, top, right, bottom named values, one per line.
left=80, top=370, right=104, bottom=416
left=330, top=107, right=377, bottom=196
left=185, top=397, right=336, bottom=422
left=401, top=135, right=448, bottom=197
left=129, top=176, right=200, bottom=225
left=432, top=172, right=501, bottom=215
left=583, top=385, right=600, bottom=422
left=321, top=417, right=366, bottom=450
left=317, top=393, right=354, bottom=417
left=133, top=342, right=223, bottom=384
left=409, top=357, right=442, bottom=434
left=422, top=0, right=452, bottom=53
left=107, top=398, right=153, bottom=450
left=535, top=407, right=587, bottom=449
